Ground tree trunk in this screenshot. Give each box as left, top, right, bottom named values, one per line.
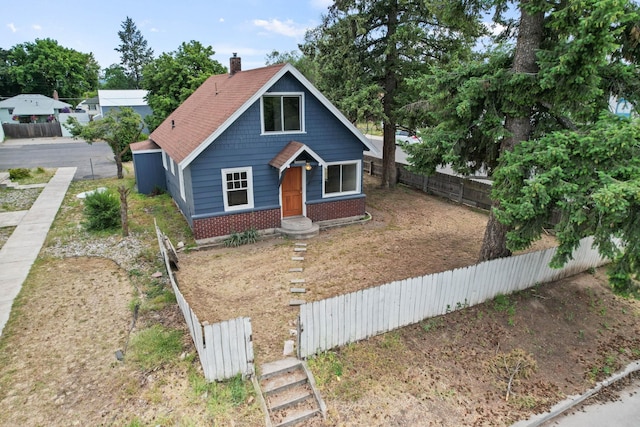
left=115, top=153, right=124, bottom=179
left=380, top=2, right=399, bottom=189
left=479, top=2, right=544, bottom=262
left=118, top=186, right=130, bottom=237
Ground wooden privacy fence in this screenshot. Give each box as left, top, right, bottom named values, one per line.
left=363, top=154, right=493, bottom=210
left=155, top=221, right=254, bottom=381
left=297, top=236, right=607, bottom=358
left=2, top=122, right=62, bottom=138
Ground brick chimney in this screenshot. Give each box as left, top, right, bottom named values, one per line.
left=230, top=53, right=241, bottom=75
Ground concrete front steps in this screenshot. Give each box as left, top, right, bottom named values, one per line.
left=278, top=216, right=319, bottom=239
left=258, top=358, right=326, bottom=427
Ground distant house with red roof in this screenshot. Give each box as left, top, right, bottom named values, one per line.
left=131, top=55, right=378, bottom=243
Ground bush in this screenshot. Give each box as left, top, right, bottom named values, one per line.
left=83, top=188, right=121, bottom=231
left=223, top=228, right=259, bottom=247
left=8, top=168, right=31, bottom=180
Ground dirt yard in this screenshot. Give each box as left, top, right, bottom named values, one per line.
left=176, top=175, right=556, bottom=362
left=1, top=174, right=638, bottom=426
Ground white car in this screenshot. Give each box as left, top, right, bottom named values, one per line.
left=395, top=130, right=422, bottom=144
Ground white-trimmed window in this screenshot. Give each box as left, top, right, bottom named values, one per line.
left=221, top=167, right=254, bottom=211
left=323, top=161, right=361, bottom=197
left=261, top=93, right=304, bottom=133
left=162, top=151, right=168, bottom=170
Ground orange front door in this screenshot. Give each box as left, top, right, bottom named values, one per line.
left=282, top=167, right=303, bottom=217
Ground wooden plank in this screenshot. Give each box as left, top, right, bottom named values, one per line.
left=337, top=294, right=346, bottom=347
left=379, top=283, right=390, bottom=333
left=398, top=279, right=409, bottom=327
left=191, top=309, right=204, bottom=361
left=203, top=324, right=217, bottom=381
left=244, top=318, right=254, bottom=373
left=220, top=321, right=233, bottom=379
left=411, top=277, right=422, bottom=323
left=361, top=288, right=369, bottom=338
left=389, top=281, right=400, bottom=331
left=212, top=323, right=224, bottom=381
left=298, top=304, right=308, bottom=358
left=329, top=297, right=342, bottom=348
left=348, top=292, right=357, bottom=343
left=366, top=288, right=375, bottom=338
left=230, top=318, right=243, bottom=376
left=318, top=299, right=327, bottom=352
left=312, top=301, right=320, bottom=355
left=355, top=290, right=364, bottom=341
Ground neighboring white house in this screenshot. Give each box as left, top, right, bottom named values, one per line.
left=0, top=94, right=72, bottom=124
left=97, top=90, right=152, bottom=132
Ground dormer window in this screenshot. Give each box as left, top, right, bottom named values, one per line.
left=261, top=93, right=304, bottom=134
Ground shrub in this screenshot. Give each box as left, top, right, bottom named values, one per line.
left=8, top=168, right=31, bottom=180
left=223, top=228, right=259, bottom=247
left=83, top=188, right=121, bottom=231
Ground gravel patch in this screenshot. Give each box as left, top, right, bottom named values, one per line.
left=43, top=233, right=150, bottom=272
left=0, top=188, right=42, bottom=211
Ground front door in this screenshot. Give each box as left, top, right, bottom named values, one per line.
left=282, top=167, right=303, bottom=217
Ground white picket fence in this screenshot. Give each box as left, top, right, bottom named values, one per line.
left=297, top=236, right=607, bottom=358
left=155, top=222, right=254, bottom=381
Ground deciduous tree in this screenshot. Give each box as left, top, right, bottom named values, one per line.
left=142, top=41, right=226, bottom=131
left=5, top=38, right=99, bottom=100
left=101, top=64, right=136, bottom=89
left=65, top=107, right=144, bottom=179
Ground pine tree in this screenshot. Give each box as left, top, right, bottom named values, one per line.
left=115, top=17, right=154, bottom=89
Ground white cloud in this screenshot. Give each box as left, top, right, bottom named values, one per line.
left=310, top=0, right=332, bottom=10
left=150, top=27, right=159, bottom=32
left=252, top=18, right=308, bottom=38
left=484, top=21, right=506, bottom=36
left=32, top=24, right=42, bottom=30
left=7, top=23, right=17, bottom=33
left=219, top=18, right=225, bottom=23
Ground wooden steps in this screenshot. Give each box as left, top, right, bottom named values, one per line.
left=258, top=358, right=326, bottom=427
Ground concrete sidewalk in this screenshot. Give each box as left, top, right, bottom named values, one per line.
left=0, top=167, right=76, bottom=336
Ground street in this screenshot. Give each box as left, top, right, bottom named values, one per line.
left=0, top=137, right=116, bottom=180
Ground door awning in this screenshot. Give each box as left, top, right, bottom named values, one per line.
left=268, top=141, right=326, bottom=173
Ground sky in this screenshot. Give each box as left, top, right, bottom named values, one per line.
left=3, top=0, right=334, bottom=72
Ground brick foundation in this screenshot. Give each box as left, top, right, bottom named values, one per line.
left=307, top=197, right=366, bottom=222
left=193, top=208, right=281, bottom=240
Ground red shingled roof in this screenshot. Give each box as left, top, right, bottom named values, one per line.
left=149, top=63, right=287, bottom=164
left=130, top=139, right=160, bottom=151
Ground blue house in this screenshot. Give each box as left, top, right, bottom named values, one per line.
left=131, top=57, right=377, bottom=242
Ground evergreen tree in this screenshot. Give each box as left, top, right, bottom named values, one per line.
left=405, top=0, right=640, bottom=261
left=115, top=17, right=154, bottom=89
left=301, top=0, right=484, bottom=188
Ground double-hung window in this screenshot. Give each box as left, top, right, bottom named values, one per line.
left=323, top=161, right=360, bottom=197
left=261, top=93, right=304, bottom=133
left=221, top=167, right=254, bottom=211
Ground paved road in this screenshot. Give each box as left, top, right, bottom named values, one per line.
left=540, top=378, right=640, bottom=427
left=0, top=137, right=116, bottom=180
